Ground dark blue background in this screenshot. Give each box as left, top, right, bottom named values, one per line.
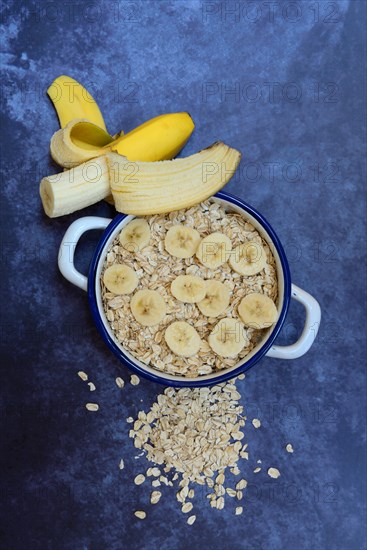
left=1, top=1, right=366, bottom=549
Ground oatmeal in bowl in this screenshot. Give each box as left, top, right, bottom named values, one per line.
left=100, top=197, right=279, bottom=379
left=58, top=191, right=321, bottom=386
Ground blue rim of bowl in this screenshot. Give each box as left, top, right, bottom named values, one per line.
left=87, top=191, right=291, bottom=387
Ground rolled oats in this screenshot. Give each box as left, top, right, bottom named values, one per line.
left=101, top=200, right=278, bottom=378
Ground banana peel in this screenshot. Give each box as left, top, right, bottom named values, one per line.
left=50, top=112, right=195, bottom=168
left=47, top=75, right=108, bottom=131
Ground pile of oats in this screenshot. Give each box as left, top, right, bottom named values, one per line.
left=101, top=200, right=278, bottom=377
left=129, top=378, right=252, bottom=516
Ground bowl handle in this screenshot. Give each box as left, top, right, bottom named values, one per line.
left=58, top=216, right=112, bottom=292
left=266, top=284, right=321, bottom=359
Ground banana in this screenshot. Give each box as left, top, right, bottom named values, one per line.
left=196, top=232, right=233, bottom=269
left=164, top=225, right=201, bottom=258
left=170, top=275, right=206, bottom=303
left=119, top=218, right=150, bottom=252
left=208, top=318, right=247, bottom=358
left=40, top=156, right=109, bottom=218
left=109, top=112, right=194, bottom=161
left=40, top=142, right=241, bottom=218
left=109, top=142, right=241, bottom=215
left=229, top=242, right=267, bottom=276
left=50, top=119, right=114, bottom=168
left=237, top=293, right=278, bottom=329
left=103, top=264, right=138, bottom=294
left=164, top=321, right=201, bottom=357
left=47, top=75, right=107, bottom=130
left=130, top=289, right=166, bottom=326
left=50, top=113, right=194, bottom=169
left=197, top=280, right=230, bottom=317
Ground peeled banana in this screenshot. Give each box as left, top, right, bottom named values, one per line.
left=119, top=219, right=151, bottom=252
left=47, top=75, right=107, bottom=130
left=103, top=264, right=138, bottom=294
left=40, top=156, right=110, bottom=218
left=208, top=318, right=247, bottom=358
left=237, top=293, right=278, bottom=329
left=196, top=232, right=233, bottom=269
left=40, top=142, right=241, bottom=218
left=109, top=142, right=241, bottom=215
left=164, top=321, right=201, bottom=357
left=130, top=289, right=166, bottom=326
left=164, top=225, right=201, bottom=258
left=50, top=112, right=194, bottom=169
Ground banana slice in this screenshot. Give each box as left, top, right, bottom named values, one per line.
left=208, top=318, right=247, bottom=358
left=119, top=218, right=150, bottom=252
left=164, top=321, right=201, bottom=357
left=197, top=280, right=230, bottom=317
left=165, top=225, right=201, bottom=258
left=229, top=242, right=267, bottom=276
left=171, top=275, right=206, bottom=303
left=196, top=233, right=232, bottom=269
left=238, top=293, right=278, bottom=329
left=103, top=264, right=138, bottom=294
left=130, top=289, right=166, bottom=326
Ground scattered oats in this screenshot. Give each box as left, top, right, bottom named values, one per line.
left=150, top=491, right=162, bottom=504
left=134, top=474, right=145, bottom=485
left=216, top=473, right=225, bottom=485
left=231, top=466, right=241, bottom=476
left=252, top=418, right=261, bottom=428
left=85, top=403, right=99, bottom=411
left=152, top=479, right=161, bottom=488
left=253, top=467, right=261, bottom=473
left=257, top=459, right=262, bottom=463
left=118, top=459, right=125, bottom=470
left=236, top=479, right=247, bottom=490
left=78, top=371, right=88, bottom=381
left=130, top=375, right=140, bottom=386
left=235, top=506, right=243, bottom=515
left=88, top=382, right=96, bottom=392
left=182, top=502, right=193, bottom=513
left=240, top=451, right=249, bottom=460
left=216, top=496, right=225, bottom=510
left=215, top=485, right=225, bottom=496
left=188, top=489, right=195, bottom=499
left=172, top=473, right=179, bottom=481
left=238, top=374, right=245, bottom=380
left=236, top=491, right=243, bottom=500
left=286, top=444, right=294, bottom=453
left=115, top=377, right=125, bottom=389
left=226, top=488, right=236, bottom=497
left=134, top=511, right=146, bottom=519
left=268, top=467, right=281, bottom=479
left=187, top=515, right=196, bottom=525
left=126, top=416, right=134, bottom=423
left=151, top=468, right=161, bottom=477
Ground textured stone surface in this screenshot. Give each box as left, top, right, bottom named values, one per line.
left=1, top=1, right=366, bottom=549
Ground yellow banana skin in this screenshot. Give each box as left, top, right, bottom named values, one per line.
left=50, top=119, right=114, bottom=168
left=108, top=112, right=195, bottom=161
left=50, top=112, right=195, bottom=168
left=47, top=75, right=107, bottom=131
